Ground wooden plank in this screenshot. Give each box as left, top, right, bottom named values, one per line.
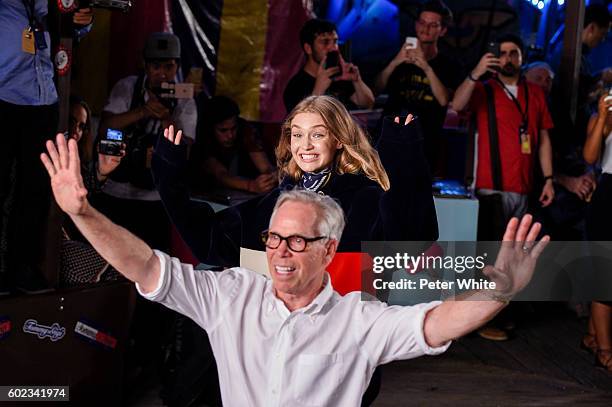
left=454, top=332, right=529, bottom=372
left=520, top=312, right=612, bottom=390
left=493, top=329, right=577, bottom=383
left=376, top=355, right=612, bottom=406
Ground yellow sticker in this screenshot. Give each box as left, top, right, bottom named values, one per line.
left=520, top=133, right=531, bottom=154
left=22, top=29, right=35, bottom=54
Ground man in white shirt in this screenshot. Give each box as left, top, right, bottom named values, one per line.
left=40, top=132, right=548, bottom=406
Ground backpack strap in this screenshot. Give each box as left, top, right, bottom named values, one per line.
left=484, top=82, right=503, bottom=191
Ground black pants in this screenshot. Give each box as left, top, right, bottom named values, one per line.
left=586, top=173, right=612, bottom=241
left=0, top=100, right=60, bottom=291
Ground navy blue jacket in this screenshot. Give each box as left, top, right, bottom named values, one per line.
left=152, top=117, right=438, bottom=268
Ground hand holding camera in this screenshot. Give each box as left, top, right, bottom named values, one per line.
left=389, top=37, right=424, bottom=70
left=405, top=41, right=429, bottom=71
left=313, top=54, right=341, bottom=95
left=97, top=129, right=125, bottom=180
left=471, top=50, right=501, bottom=80
left=149, top=82, right=194, bottom=113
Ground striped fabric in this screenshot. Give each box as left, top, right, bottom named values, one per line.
left=71, top=0, right=309, bottom=122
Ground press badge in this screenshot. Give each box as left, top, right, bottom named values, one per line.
left=519, top=125, right=531, bottom=155
left=22, top=28, right=35, bottom=54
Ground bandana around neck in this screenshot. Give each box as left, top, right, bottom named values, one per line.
left=300, top=167, right=332, bottom=191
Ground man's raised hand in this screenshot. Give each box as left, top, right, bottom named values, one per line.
left=40, top=134, right=89, bottom=216
left=484, top=214, right=550, bottom=299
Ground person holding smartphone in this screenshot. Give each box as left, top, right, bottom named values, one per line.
left=283, top=19, right=375, bottom=112
left=374, top=0, right=462, bottom=176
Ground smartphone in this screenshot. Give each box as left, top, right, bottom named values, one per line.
left=99, top=128, right=123, bottom=156
left=485, top=41, right=500, bottom=57
left=405, top=36, right=418, bottom=50
left=326, top=50, right=340, bottom=69
left=325, top=50, right=340, bottom=79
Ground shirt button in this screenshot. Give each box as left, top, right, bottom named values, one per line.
left=272, top=389, right=277, bottom=395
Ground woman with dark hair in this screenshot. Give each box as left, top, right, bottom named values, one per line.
left=68, top=95, right=124, bottom=192
left=69, top=95, right=94, bottom=162
left=191, top=95, right=277, bottom=194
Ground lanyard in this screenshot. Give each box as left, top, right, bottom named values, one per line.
left=495, top=77, right=529, bottom=129
left=21, top=0, right=37, bottom=29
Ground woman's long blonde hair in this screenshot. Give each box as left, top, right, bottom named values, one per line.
left=276, top=96, right=390, bottom=191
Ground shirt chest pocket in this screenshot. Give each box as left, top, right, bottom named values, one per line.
left=293, top=353, right=343, bottom=406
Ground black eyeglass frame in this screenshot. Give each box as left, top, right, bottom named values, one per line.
left=260, top=230, right=327, bottom=252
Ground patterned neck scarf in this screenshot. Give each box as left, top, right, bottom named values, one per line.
left=300, top=167, right=332, bottom=192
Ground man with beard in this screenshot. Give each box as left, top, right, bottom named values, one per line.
left=451, top=33, right=554, bottom=342
left=452, top=33, right=554, bottom=239
left=283, top=19, right=374, bottom=112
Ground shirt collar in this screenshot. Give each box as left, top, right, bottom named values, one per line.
left=264, top=273, right=334, bottom=317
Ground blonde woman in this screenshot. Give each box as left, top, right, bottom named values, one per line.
left=153, top=95, right=437, bottom=293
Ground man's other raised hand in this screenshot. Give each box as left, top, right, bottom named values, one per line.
left=40, top=134, right=89, bottom=216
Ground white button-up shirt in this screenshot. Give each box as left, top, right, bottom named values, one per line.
left=137, top=251, right=450, bottom=407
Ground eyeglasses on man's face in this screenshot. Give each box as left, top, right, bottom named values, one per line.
left=261, top=230, right=327, bottom=252
left=416, top=19, right=442, bottom=30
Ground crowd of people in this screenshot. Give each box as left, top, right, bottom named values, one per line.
left=1, top=0, right=612, bottom=405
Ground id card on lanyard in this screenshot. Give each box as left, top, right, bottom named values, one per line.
left=21, top=0, right=47, bottom=54
left=497, top=78, right=531, bottom=154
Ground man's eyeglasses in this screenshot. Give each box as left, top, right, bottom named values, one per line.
left=261, top=230, right=327, bottom=252
left=416, top=19, right=442, bottom=30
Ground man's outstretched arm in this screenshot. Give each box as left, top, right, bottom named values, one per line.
left=423, top=215, right=549, bottom=347
left=41, top=134, right=160, bottom=293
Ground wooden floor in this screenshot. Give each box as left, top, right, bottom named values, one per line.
left=375, top=303, right=612, bottom=406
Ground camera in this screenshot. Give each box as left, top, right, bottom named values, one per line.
left=151, top=82, right=195, bottom=110
left=78, top=0, right=132, bottom=12
left=99, top=128, right=123, bottom=156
